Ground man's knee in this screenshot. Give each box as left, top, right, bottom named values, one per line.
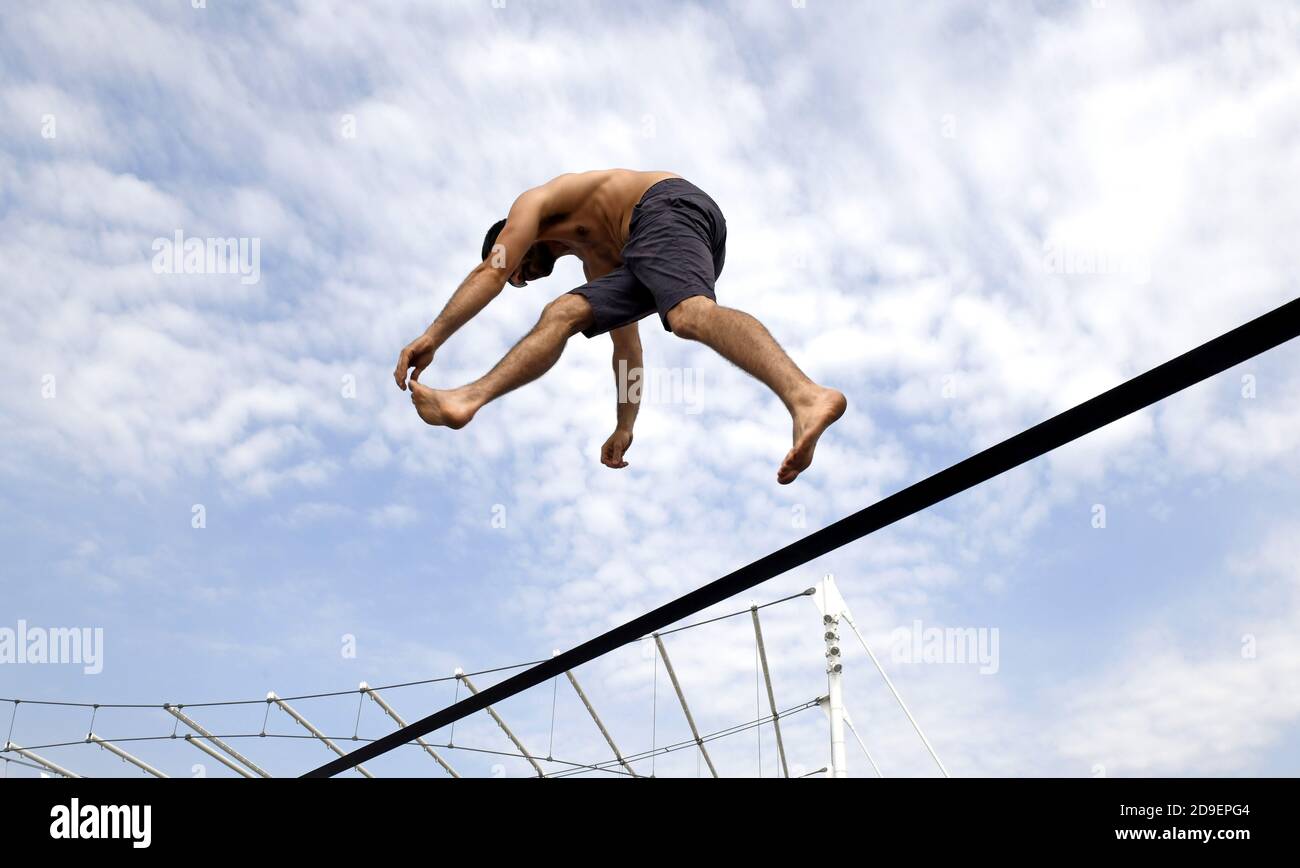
left=543, top=293, right=594, bottom=335
left=667, top=295, right=716, bottom=341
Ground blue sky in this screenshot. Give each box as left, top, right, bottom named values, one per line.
left=2, top=0, right=1299, bottom=778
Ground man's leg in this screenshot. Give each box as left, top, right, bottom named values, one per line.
left=667, top=296, right=846, bottom=484
left=411, top=293, right=594, bottom=428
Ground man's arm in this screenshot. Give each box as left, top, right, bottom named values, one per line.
left=395, top=172, right=613, bottom=390
left=431, top=192, right=544, bottom=345
left=423, top=173, right=613, bottom=351
left=393, top=190, right=544, bottom=390
left=602, top=322, right=642, bottom=469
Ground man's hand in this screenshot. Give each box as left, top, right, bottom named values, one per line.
left=394, top=333, right=436, bottom=391
left=601, top=429, right=633, bottom=469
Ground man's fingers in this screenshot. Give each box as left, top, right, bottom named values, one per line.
left=600, top=434, right=632, bottom=469
left=394, top=350, right=411, bottom=390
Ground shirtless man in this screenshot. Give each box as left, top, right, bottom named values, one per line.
left=393, top=169, right=846, bottom=484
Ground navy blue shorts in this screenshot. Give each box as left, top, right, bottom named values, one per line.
left=569, top=178, right=727, bottom=338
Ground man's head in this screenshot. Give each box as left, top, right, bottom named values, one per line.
left=481, top=219, right=559, bottom=288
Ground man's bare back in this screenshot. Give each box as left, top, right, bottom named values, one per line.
left=394, top=169, right=846, bottom=484
left=512, top=169, right=681, bottom=282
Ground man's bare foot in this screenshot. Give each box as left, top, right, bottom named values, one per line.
left=410, top=382, right=479, bottom=429
left=778, top=387, right=847, bottom=484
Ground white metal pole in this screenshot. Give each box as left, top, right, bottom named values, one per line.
left=458, top=672, right=545, bottom=777
left=840, top=613, right=950, bottom=777
left=813, top=573, right=949, bottom=778
left=562, top=668, right=640, bottom=778
left=824, top=621, right=848, bottom=778
left=750, top=605, right=790, bottom=778
left=88, top=733, right=168, bottom=778
left=165, top=705, right=271, bottom=778
left=3, top=741, right=80, bottom=778
left=817, top=697, right=881, bottom=777
left=823, top=577, right=848, bottom=778
left=268, top=692, right=374, bottom=778
left=843, top=716, right=883, bottom=778
left=184, top=734, right=255, bottom=778
left=652, top=633, right=719, bottom=778
left=360, top=683, right=460, bottom=778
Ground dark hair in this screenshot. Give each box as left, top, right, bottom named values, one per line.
left=481, top=218, right=507, bottom=262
